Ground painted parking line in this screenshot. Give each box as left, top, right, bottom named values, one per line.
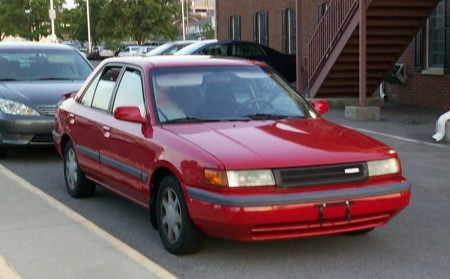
left=0, top=253, right=22, bottom=279
left=345, top=126, right=450, bottom=149
left=0, top=165, right=177, bottom=279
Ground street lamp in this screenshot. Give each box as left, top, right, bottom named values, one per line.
left=49, top=0, right=56, bottom=42
left=181, top=0, right=185, bottom=40
left=87, top=0, right=92, bottom=53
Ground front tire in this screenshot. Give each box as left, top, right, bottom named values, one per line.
left=63, top=141, right=96, bottom=198
left=345, top=228, right=374, bottom=235
left=156, top=175, right=204, bottom=254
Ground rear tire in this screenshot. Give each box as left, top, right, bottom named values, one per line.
left=63, top=141, right=96, bottom=198
left=156, top=175, right=204, bottom=254
left=0, top=146, right=7, bottom=159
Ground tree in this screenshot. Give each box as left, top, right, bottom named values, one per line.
left=97, top=0, right=180, bottom=45
left=0, top=0, right=63, bottom=41
left=61, top=0, right=107, bottom=46
left=202, top=23, right=214, bottom=39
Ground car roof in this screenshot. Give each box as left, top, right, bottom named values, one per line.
left=100, top=55, right=267, bottom=69
left=0, top=41, right=75, bottom=51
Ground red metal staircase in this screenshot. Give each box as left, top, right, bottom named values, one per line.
left=308, top=0, right=441, bottom=100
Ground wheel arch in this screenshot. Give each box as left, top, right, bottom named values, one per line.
left=149, top=166, right=180, bottom=229
left=60, top=134, right=72, bottom=155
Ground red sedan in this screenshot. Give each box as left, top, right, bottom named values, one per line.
left=53, top=56, right=410, bottom=254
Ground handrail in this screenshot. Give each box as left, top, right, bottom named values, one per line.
left=308, top=0, right=359, bottom=86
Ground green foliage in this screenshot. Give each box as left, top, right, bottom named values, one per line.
left=1, top=0, right=180, bottom=45
left=0, top=0, right=63, bottom=41
left=97, top=0, right=180, bottom=45
left=203, top=23, right=215, bottom=39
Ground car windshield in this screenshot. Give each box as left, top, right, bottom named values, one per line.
left=174, top=41, right=215, bottom=55
left=0, top=48, right=92, bottom=81
left=151, top=65, right=319, bottom=123
left=147, top=43, right=174, bottom=55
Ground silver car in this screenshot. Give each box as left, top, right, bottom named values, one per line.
left=0, top=42, right=93, bottom=158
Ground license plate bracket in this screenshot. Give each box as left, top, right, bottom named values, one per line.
left=315, top=200, right=354, bottom=227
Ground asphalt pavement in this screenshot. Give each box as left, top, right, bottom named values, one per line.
left=0, top=101, right=448, bottom=279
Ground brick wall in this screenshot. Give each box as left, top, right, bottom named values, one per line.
left=395, top=41, right=450, bottom=109
left=216, top=0, right=450, bottom=110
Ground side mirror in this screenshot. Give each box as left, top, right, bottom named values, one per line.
left=114, top=106, right=147, bottom=124
left=311, top=100, right=329, bottom=115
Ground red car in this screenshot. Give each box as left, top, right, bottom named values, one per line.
left=53, top=56, right=410, bottom=254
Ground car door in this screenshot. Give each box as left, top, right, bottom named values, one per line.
left=99, top=66, right=151, bottom=206
left=68, top=66, right=121, bottom=183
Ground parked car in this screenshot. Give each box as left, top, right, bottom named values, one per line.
left=145, top=41, right=196, bottom=56
left=53, top=56, right=410, bottom=254
left=117, top=45, right=142, bottom=57
left=136, top=46, right=156, bottom=56
left=87, top=45, right=114, bottom=60
left=175, top=40, right=297, bottom=82
left=0, top=42, right=94, bottom=158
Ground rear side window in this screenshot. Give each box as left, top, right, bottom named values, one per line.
left=199, top=44, right=228, bottom=56
left=231, top=43, right=265, bottom=56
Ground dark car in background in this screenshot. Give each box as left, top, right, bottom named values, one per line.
left=0, top=42, right=93, bottom=158
left=87, top=45, right=114, bottom=60
left=145, top=40, right=197, bottom=56
left=175, top=40, right=297, bottom=82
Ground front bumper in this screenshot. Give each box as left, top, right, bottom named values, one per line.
left=0, top=115, right=54, bottom=145
left=186, top=181, right=411, bottom=241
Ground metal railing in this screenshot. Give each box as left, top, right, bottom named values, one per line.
left=308, top=0, right=359, bottom=86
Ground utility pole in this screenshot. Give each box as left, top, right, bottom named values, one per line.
left=181, top=0, right=186, bottom=40
left=87, top=0, right=92, bottom=53
left=49, top=0, right=56, bottom=42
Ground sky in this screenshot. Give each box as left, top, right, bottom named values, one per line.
left=64, top=0, right=75, bottom=9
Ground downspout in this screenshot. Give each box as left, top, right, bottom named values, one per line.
left=359, top=0, right=367, bottom=106
left=296, top=0, right=303, bottom=94
left=432, top=110, right=450, bottom=142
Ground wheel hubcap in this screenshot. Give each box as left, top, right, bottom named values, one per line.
left=161, top=188, right=182, bottom=243
left=65, top=149, right=78, bottom=190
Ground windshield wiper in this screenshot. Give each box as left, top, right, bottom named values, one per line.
left=32, top=77, right=76, bottom=81
left=163, top=116, right=251, bottom=123
left=0, top=78, right=18, bottom=81
left=243, top=113, right=304, bottom=120
left=163, top=117, right=221, bottom=123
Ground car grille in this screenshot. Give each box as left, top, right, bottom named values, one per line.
left=273, top=162, right=368, bottom=188
left=38, top=105, right=57, bottom=116
left=30, top=134, right=54, bottom=144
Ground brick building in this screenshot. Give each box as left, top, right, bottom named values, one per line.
left=216, top=0, right=450, bottom=110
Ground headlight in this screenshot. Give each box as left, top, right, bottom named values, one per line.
left=203, top=169, right=276, bottom=187
left=0, top=98, right=40, bottom=116
left=367, top=158, right=401, bottom=177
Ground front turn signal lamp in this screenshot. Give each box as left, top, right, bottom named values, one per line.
left=367, top=158, right=401, bottom=177
left=203, top=169, right=276, bottom=187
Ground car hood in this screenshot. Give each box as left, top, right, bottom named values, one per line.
left=0, top=81, right=84, bottom=107
left=162, top=119, right=393, bottom=169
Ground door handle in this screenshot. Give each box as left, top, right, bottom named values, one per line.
left=68, top=113, right=75, bottom=124
left=101, top=125, right=111, bottom=138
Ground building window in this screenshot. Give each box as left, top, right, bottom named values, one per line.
left=427, top=0, right=445, bottom=68
left=415, top=0, right=450, bottom=74
left=253, top=12, right=268, bottom=46
left=229, top=15, right=241, bottom=40
left=318, top=2, right=329, bottom=23
left=282, top=8, right=296, bottom=54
